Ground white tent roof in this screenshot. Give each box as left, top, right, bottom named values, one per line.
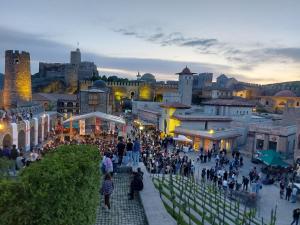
left=63, top=112, right=126, bottom=125
left=173, top=135, right=192, bottom=143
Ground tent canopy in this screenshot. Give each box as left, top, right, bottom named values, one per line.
left=173, top=135, right=192, bottom=143
left=258, top=150, right=289, bottom=168
left=63, top=112, right=126, bottom=125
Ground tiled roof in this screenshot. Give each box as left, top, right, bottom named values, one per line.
left=159, top=102, right=191, bottom=109
left=32, top=93, right=77, bottom=102
left=202, top=98, right=255, bottom=107
left=172, top=114, right=232, bottom=121
left=174, top=127, right=241, bottom=140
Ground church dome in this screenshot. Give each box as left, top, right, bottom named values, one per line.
left=92, top=80, right=107, bottom=89
left=140, top=73, right=156, bottom=82
left=274, top=90, right=296, bottom=97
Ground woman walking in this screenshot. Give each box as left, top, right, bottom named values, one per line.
left=101, top=173, right=114, bottom=211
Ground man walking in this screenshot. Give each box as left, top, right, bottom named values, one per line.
left=291, top=208, right=300, bottom=225
left=133, top=138, right=141, bottom=167
left=116, top=138, right=126, bottom=165
left=126, top=138, right=133, bottom=166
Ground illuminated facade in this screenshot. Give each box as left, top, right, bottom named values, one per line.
left=2, top=50, right=32, bottom=109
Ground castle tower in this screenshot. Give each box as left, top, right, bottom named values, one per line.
left=176, top=66, right=195, bottom=106
left=70, top=48, right=81, bottom=65
left=3, top=50, right=32, bottom=109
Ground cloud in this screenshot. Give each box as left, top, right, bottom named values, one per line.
left=114, top=28, right=220, bottom=51
left=115, top=27, right=300, bottom=72
left=0, top=26, right=231, bottom=81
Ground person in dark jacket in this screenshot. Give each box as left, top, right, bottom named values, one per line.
left=291, top=208, right=300, bottom=225
left=128, top=171, right=143, bottom=200
left=101, top=173, right=114, bottom=210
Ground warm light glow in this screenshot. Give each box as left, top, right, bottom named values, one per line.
left=139, top=86, right=151, bottom=100
left=0, top=123, right=4, bottom=130
left=139, top=125, right=144, bottom=130
left=208, top=129, right=215, bottom=134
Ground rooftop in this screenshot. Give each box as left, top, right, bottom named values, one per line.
left=174, top=127, right=241, bottom=140
left=172, top=114, right=232, bottom=122
left=202, top=98, right=255, bottom=107
left=32, top=93, right=77, bottom=102
left=176, top=66, right=196, bottom=75
left=160, top=102, right=191, bottom=109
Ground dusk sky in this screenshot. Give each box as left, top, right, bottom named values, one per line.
left=0, top=0, right=300, bottom=83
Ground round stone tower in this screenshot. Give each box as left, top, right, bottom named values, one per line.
left=70, top=48, right=81, bottom=65
left=3, top=50, right=32, bottom=109
left=176, top=66, right=196, bottom=106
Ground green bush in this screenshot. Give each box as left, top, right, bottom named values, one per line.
left=0, top=145, right=101, bottom=225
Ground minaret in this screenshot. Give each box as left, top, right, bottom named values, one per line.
left=3, top=50, right=32, bottom=109
left=176, top=66, right=195, bottom=106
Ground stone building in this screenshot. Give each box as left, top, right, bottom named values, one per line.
left=177, top=67, right=195, bottom=106
left=32, top=48, right=98, bottom=94
left=2, top=50, right=32, bottom=109
left=79, top=80, right=113, bottom=114
left=258, top=90, right=300, bottom=113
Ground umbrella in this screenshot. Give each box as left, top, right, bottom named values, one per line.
left=173, top=135, right=192, bottom=143
left=258, top=150, right=289, bottom=168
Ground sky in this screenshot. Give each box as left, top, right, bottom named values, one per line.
left=0, top=0, right=300, bottom=83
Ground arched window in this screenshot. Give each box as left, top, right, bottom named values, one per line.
left=67, top=102, right=73, bottom=107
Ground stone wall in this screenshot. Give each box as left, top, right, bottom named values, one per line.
left=3, top=50, right=32, bottom=109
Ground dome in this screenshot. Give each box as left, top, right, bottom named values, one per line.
left=274, top=90, right=296, bottom=97
left=92, top=80, right=107, bottom=89
left=140, top=73, right=156, bottom=82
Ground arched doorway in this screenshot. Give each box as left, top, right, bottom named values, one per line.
left=2, top=134, right=12, bottom=148
left=18, top=130, right=26, bottom=150
left=30, top=126, right=35, bottom=148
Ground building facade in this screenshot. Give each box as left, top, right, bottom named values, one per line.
left=2, top=50, right=32, bottom=109
left=177, top=67, right=195, bottom=106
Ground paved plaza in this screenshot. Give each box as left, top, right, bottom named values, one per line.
left=187, top=151, right=300, bottom=225
left=95, top=170, right=148, bottom=225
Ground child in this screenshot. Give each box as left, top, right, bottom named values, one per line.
left=101, top=173, right=114, bottom=211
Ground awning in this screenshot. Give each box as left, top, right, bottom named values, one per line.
left=63, top=112, right=126, bottom=125
left=258, top=150, right=289, bottom=168
left=173, top=135, right=193, bottom=143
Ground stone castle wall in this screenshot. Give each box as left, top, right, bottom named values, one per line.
left=3, top=50, right=32, bottom=109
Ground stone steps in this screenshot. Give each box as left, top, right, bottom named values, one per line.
left=153, top=175, right=265, bottom=225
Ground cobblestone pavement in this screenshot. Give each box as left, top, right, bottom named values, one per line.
left=95, top=171, right=148, bottom=225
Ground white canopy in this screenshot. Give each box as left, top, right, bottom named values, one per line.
left=173, top=135, right=192, bottom=143
left=63, top=112, right=126, bottom=125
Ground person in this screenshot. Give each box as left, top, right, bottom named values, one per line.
left=242, top=176, right=249, bottom=191
left=280, top=180, right=285, bottom=199
left=126, top=138, right=133, bottom=165
left=10, top=145, right=18, bottom=160
left=128, top=171, right=143, bottom=200
left=2, top=146, right=11, bottom=159
left=287, top=185, right=293, bottom=201
left=116, top=138, right=126, bottom=165
left=292, top=186, right=298, bottom=203
left=16, top=152, right=25, bottom=170
left=291, top=208, right=300, bottom=225
left=133, top=138, right=141, bottom=167
left=101, top=173, right=114, bottom=211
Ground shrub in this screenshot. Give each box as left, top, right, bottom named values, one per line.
left=0, top=145, right=101, bottom=225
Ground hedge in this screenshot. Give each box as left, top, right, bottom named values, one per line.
left=0, top=145, right=101, bottom=225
